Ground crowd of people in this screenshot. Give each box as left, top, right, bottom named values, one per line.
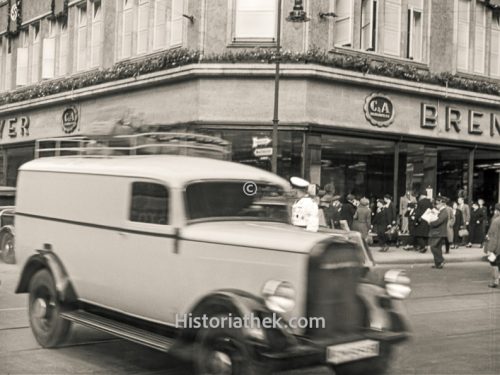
left=289, top=178, right=500, bottom=288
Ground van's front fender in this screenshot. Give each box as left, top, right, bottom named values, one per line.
left=15, top=248, right=77, bottom=302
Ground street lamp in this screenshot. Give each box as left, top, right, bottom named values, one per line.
left=271, top=0, right=310, bottom=174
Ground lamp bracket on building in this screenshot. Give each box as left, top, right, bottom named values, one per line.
left=182, top=14, right=194, bottom=23
left=287, top=0, right=310, bottom=22
left=319, top=12, right=337, bottom=19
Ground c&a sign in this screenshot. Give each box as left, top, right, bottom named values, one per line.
left=363, top=93, right=395, bottom=127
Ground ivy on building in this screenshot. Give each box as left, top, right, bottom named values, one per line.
left=2, top=48, right=500, bottom=107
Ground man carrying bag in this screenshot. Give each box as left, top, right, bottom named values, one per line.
left=427, top=197, right=449, bottom=269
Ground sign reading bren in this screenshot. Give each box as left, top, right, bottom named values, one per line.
left=364, top=93, right=395, bottom=127
left=62, top=106, right=78, bottom=133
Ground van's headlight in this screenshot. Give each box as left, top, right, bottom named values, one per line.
left=384, top=270, right=411, bottom=299
left=262, top=280, right=296, bottom=314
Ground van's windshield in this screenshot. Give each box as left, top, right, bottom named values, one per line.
left=185, top=181, right=289, bottom=223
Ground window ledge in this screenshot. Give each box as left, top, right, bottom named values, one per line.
left=330, top=46, right=429, bottom=70
left=456, top=70, right=500, bottom=83
left=227, top=39, right=277, bottom=49
left=116, top=46, right=183, bottom=65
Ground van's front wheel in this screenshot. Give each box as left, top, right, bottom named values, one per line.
left=28, top=269, right=71, bottom=348
left=194, top=314, right=269, bottom=375
left=0, top=231, right=15, bottom=264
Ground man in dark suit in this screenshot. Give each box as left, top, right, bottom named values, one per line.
left=428, top=196, right=449, bottom=269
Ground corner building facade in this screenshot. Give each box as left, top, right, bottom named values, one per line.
left=1, top=0, right=500, bottom=210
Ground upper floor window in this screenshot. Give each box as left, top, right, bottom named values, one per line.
left=407, top=0, right=423, bottom=61
left=333, top=0, right=354, bottom=47
left=76, top=3, right=88, bottom=72
left=130, top=182, right=169, bottom=225
left=457, top=0, right=470, bottom=71
left=491, top=13, right=500, bottom=76
left=382, top=0, right=402, bottom=56
left=16, top=29, right=29, bottom=86
left=90, top=0, right=104, bottom=67
left=120, top=0, right=184, bottom=60
left=474, top=1, right=486, bottom=74
left=233, top=0, right=277, bottom=42
left=361, top=0, right=378, bottom=51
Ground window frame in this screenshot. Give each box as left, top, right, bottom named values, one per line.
left=230, top=0, right=278, bottom=46
left=129, top=181, right=170, bottom=226
left=407, top=7, right=423, bottom=61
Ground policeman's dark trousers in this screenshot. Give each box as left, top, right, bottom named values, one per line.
left=429, top=237, right=445, bottom=266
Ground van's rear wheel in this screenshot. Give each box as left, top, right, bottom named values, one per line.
left=0, top=231, right=15, bottom=264
left=194, top=314, right=269, bottom=375
left=28, top=269, right=71, bottom=348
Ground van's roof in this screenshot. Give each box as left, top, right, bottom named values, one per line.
left=19, top=155, right=290, bottom=188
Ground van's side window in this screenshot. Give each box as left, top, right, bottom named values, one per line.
left=130, top=182, right=169, bottom=225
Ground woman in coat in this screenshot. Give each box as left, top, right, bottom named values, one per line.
left=452, top=201, right=464, bottom=249
left=485, top=203, right=500, bottom=288
left=468, top=202, right=487, bottom=247
left=353, top=197, right=371, bottom=242
left=372, top=199, right=390, bottom=252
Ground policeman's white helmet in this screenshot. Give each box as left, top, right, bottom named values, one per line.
left=290, top=176, right=310, bottom=188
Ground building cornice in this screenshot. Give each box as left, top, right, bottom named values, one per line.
left=1, top=63, right=500, bottom=117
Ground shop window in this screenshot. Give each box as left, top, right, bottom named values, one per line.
left=383, top=0, right=401, bottom=56
left=42, top=20, right=56, bottom=80
left=457, top=0, right=470, bottom=71
left=474, top=1, right=486, bottom=74
left=90, top=0, right=103, bottom=67
left=5, top=146, right=35, bottom=187
left=77, top=3, right=88, bottom=72
left=361, top=0, right=378, bottom=51
left=232, top=0, right=277, bottom=43
left=130, top=182, right=169, bottom=225
left=320, top=135, right=395, bottom=200
left=333, top=0, right=353, bottom=47
left=407, top=0, right=423, bottom=61
left=474, top=150, right=500, bottom=213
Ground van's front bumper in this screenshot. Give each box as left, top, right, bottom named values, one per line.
left=259, top=330, right=408, bottom=372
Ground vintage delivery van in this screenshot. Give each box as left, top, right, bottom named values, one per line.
left=14, top=133, right=410, bottom=375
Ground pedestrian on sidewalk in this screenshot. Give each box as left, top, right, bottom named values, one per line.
left=458, top=197, right=471, bottom=246
left=444, top=199, right=455, bottom=254
left=484, top=203, right=500, bottom=288
left=414, top=193, right=432, bottom=252
left=372, top=199, right=390, bottom=252
left=452, top=201, right=463, bottom=249
left=468, top=201, right=486, bottom=248
left=403, top=202, right=417, bottom=250
left=353, top=197, right=371, bottom=243
left=428, top=196, right=449, bottom=269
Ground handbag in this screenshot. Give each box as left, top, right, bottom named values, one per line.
left=458, top=227, right=469, bottom=237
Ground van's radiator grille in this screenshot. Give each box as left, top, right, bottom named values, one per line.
left=305, top=242, right=363, bottom=338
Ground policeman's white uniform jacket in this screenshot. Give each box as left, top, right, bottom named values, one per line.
left=292, top=196, right=320, bottom=232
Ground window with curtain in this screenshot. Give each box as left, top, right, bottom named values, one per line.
left=42, top=20, right=56, bottom=80
left=233, top=0, right=277, bottom=42
left=30, top=23, right=41, bottom=84
left=58, top=20, right=69, bottom=76
left=16, top=29, right=29, bottom=86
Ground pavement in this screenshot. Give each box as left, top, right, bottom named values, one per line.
left=371, top=243, right=486, bottom=265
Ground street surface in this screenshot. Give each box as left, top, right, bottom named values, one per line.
left=1, top=261, right=499, bottom=375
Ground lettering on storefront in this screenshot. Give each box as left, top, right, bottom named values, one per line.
left=0, top=116, right=29, bottom=139
left=364, top=94, right=395, bottom=127
left=421, top=103, right=500, bottom=137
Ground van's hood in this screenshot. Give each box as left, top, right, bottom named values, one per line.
left=180, top=221, right=348, bottom=253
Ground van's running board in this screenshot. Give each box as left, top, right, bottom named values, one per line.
left=61, top=310, right=175, bottom=352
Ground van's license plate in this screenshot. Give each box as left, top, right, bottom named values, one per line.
left=326, top=340, right=379, bottom=364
